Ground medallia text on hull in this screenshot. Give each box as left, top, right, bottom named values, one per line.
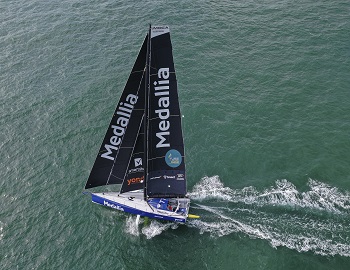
left=83, top=25, right=198, bottom=223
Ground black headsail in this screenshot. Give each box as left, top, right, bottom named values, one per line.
left=146, top=26, right=187, bottom=198
left=85, top=36, right=147, bottom=189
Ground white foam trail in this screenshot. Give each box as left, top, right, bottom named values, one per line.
left=123, top=176, right=350, bottom=256
left=188, top=175, right=350, bottom=214
left=0, top=222, right=3, bottom=240
left=189, top=204, right=270, bottom=239
left=189, top=203, right=350, bottom=256
left=124, top=215, right=179, bottom=239
left=124, top=216, right=140, bottom=236
left=141, top=220, right=179, bottom=239
left=187, top=175, right=350, bottom=257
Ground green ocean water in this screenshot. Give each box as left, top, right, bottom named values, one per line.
left=1, top=0, right=350, bottom=269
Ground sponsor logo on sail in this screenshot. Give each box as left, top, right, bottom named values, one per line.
left=101, top=94, right=138, bottom=161
left=128, top=167, right=144, bottom=174
left=150, top=176, right=162, bottom=180
left=151, top=26, right=169, bottom=38
left=127, top=176, right=144, bottom=186
left=152, top=26, right=169, bottom=30
left=165, top=149, right=182, bottom=168
left=134, top=158, right=142, bottom=167
left=176, top=174, right=185, bottom=180
left=163, top=175, right=176, bottom=179
left=154, top=68, right=171, bottom=148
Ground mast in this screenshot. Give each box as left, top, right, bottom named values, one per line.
left=143, top=24, right=151, bottom=200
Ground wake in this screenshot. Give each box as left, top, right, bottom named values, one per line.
left=188, top=176, right=350, bottom=214
left=124, top=176, right=350, bottom=256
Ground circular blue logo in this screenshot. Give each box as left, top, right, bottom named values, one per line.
left=165, top=149, right=182, bottom=168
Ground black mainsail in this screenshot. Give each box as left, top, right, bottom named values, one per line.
left=146, top=26, right=186, bottom=198
left=85, top=25, right=186, bottom=200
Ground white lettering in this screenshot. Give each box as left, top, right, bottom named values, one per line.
left=158, top=97, right=169, bottom=108
left=154, top=91, right=169, bottom=97
left=155, top=108, right=169, bottom=120
left=156, top=132, right=170, bottom=148
left=101, top=144, right=119, bottom=160
left=126, top=94, right=138, bottom=104
left=103, top=200, right=124, bottom=211
left=159, top=120, right=169, bottom=131
left=116, top=117, right=129, bottom=127
left=155, top=68, right=171, bottom=148
left=111, top=125, right=125, bottom=137
left=101, top=96, right=136, bottom=160
left=158, top=68, right=169, bottom=79
left=110, top=136, right=121, bottom=146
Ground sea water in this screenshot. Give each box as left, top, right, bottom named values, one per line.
left=1, top=0, right=350, bottom=269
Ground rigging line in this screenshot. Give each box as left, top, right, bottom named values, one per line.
left=130, top=69, right=146, bottom=74
left=144, top=24, right=151, bottom=200
left=109, top=174, right=124, bottom=181
left=148, top=156, right=166, bottom=160
left=148, top=114, right=181, bottom=121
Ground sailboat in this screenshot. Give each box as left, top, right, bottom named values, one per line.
left=84, top=25, right=194, bottom=223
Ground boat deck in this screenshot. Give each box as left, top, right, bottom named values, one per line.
left=91, top=191, right=189, bottom=223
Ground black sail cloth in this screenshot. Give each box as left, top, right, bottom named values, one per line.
left=85, top=26, right=186, bottom=199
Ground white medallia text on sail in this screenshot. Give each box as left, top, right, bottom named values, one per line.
left=154, top=68, right=170, bottom=148
left=101, top=94, right=138, bottom=160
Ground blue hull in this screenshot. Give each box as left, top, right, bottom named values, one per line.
left=91, top=194, right=187, bottom=223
